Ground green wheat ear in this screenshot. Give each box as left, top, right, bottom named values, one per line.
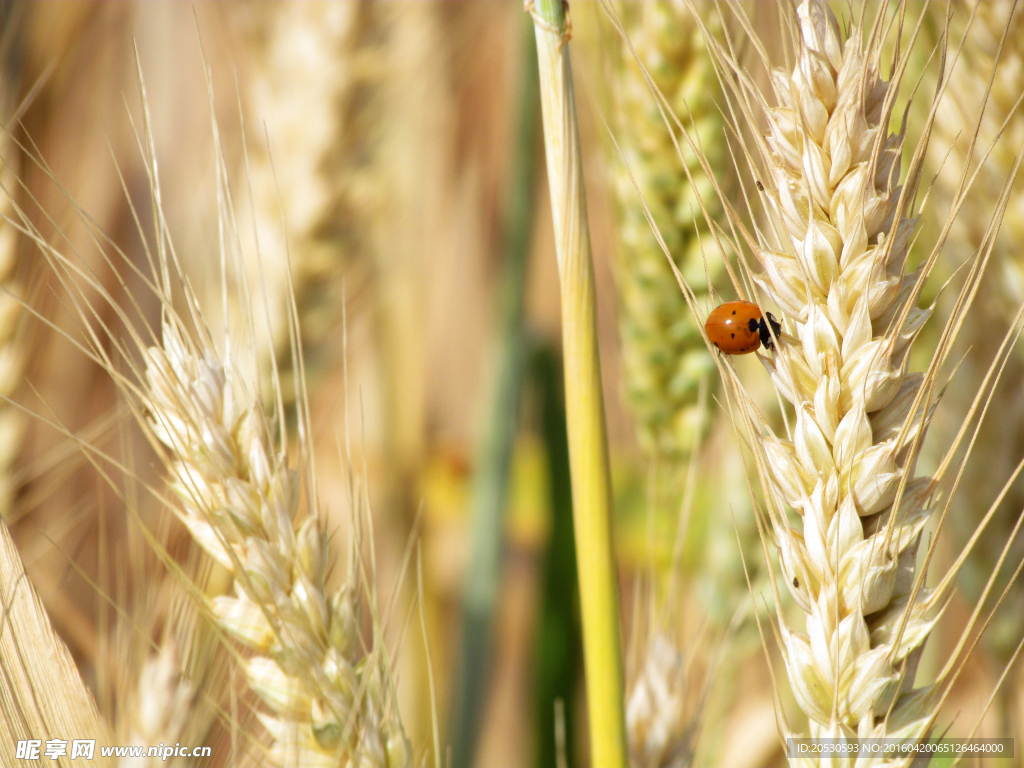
left=611, top=1, right=726, bottom=461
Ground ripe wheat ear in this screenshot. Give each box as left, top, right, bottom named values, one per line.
left=662, top=0, right=1024, bottom=756
left=8, top=65, right=414, bottom=767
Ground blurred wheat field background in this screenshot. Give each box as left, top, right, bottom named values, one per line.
left=1, top=1, right=1023, bottom=767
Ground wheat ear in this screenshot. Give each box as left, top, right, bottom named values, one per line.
left=237, top=0, right=376, bottom=386
left=7, top=66, right=413, bottom=762
left=696, top=0, right=1024, bottom=752
left=758, top=2, right=935, bottom=740
left=611, top=0, right=725, bottom=460
left=699, top=0, right=961, bottom=746
left=143, top=308, right=410, bottom=768
left=929, top=0, right=1024, bottom=313
left=923, top=1, right=1024, bottom=670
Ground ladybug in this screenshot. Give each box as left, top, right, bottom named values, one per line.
left=704, top=300, right=781, bottom=355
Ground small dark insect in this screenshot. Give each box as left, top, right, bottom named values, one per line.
left=793, top=577, right=799, bottom=588
left=704, top=301, right=782, bottom=355
left=755, top=180, right=764, bottom=191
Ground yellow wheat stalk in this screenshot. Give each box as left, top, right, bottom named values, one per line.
left=531, top=0, right=629, bottom=765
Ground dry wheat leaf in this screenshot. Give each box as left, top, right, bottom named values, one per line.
left=0, top=518, right=111, bottom=767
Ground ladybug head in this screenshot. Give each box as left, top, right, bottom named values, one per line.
left=758, top=312, right=782, bottom=351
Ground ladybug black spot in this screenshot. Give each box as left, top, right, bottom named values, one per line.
left=730, top=333, right=735, bottom=338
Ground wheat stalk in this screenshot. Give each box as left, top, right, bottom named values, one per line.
left=531, top=0, right=628, bottom=765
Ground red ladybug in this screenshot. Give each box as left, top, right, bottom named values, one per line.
left=704, top=301, right=781, bottom=354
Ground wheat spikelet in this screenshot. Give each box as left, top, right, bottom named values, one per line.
left=625, top=632, right=695, bottom=768
left=611, top=0, right=725, bottom=459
